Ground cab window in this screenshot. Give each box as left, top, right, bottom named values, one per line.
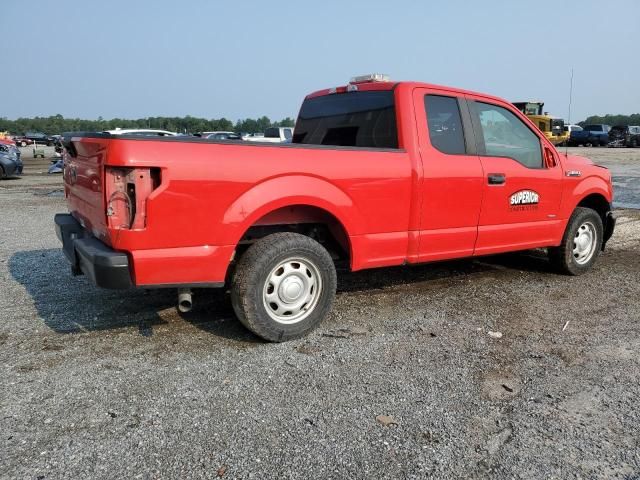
left=424, top=95, right=466, bottom=155
left=473, top=102, right=543, bottom=168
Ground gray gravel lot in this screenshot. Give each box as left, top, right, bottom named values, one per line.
left=1, top=148, right=639, bottom=479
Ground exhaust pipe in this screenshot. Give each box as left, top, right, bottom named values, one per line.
left=177, top=288, right=193, bottom=313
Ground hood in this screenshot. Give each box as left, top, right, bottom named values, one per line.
left=562, top=154, right=594, bottom=169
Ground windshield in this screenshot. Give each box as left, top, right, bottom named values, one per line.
left=293, top=90, right=398, bottom=148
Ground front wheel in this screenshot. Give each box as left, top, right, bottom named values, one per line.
left=548, top=207, right=603, bottom=275
left=231, top=232, right=337, bottom=342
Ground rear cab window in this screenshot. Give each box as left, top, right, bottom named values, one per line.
left=424, top=95, right=466, bottom=155
left=293, top=91, right=398, bottom=148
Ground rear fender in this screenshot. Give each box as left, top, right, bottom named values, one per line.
left=220, top=175, right=363, bottom=247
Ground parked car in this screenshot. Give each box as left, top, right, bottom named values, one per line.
left=12, top=135, right=34, bottom=147
left=0, top=142, right=23, bottom=178
left=607, top=125, right=640, bottom=148
left=204, top=132, right=242, bottom=141
left=104, top=129, right=179, bottom=137
left=563, top=124, right=583, bottom=134
left=244, top=127, right=293, bottom=143
left=55, top=74, right=615, bottom=342
left=568, top=124, right=610, bottom=147
left=24, top=132, right=54, bottom=146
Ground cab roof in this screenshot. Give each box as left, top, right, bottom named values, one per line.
left=305, top=80, right=507, bottom=105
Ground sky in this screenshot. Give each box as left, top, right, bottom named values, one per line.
left=2, top=0, right=639, bottom=123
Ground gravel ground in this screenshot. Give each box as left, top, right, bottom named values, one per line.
left=1, top=148, right=639, bottom=479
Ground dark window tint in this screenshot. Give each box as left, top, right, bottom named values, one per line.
left=264, top=127, right=280, bottom=138
left=584, top=125, right=603, bottom=132
left=293, top=91, right=398, bottom=148
left=474, top=102, right=543, bottom=168
left=424, top=95, right=466, bottom=155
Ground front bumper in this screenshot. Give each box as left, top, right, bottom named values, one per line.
left=54, top=213, right=132, bottom=289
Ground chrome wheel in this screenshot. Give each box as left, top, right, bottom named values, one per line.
left=262, top=257, right=322, bottom=324
left=573, top=221, right=597, bottom=265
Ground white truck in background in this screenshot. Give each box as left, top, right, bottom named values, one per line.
left=244, top=127, right=293, bottom=143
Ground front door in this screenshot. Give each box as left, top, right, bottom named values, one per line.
left=466, top=97, right=564, bottom=255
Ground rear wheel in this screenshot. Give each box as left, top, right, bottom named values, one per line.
left=0, top=165, right=5, bottom=179
left=231, top=232, right=337, bottom=342
left=548, top=207, right=603, bottom=275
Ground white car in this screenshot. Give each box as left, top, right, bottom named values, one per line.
left=244, top=127, right=293, bottom=143
left=563, top=124, right=583, bottom=133
left=104, top=129, right=180, bottom=136
left=197, top=131, right=236, bottom=138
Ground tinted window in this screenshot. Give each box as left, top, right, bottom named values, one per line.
left=264, top=128, right=280, bottom=138
left=293, top=91, right=398, bottom=148
left=584, top=125, right=603, bottom=132
left=424, top=95, right=466, bottom=155
left=474, top=102, right=543, bottom=168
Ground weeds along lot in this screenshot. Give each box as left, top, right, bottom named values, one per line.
left=1, top=147, right=639, bottom=479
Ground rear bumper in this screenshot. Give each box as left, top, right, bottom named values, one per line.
left=54, top=213, right=132, bottom=289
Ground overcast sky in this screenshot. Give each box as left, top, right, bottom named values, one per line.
left=3, top=0, right=638, bottom=123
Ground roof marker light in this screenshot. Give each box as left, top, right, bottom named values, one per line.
left=350, top=73, right=390, bottom=84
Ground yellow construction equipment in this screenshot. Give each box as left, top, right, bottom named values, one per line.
left=512, top=101, right=569, bottom=146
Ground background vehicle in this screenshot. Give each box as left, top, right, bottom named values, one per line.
left=569, top=124, right=610, bottom=146
left=563, top=124, right=583, bottom=134
left=194, top=131, right=235, bottom=138
left=24, top=132, right=54, bottom=146
left=0, top=142, right=23, bottom=178
left=512, top=101, right=569, bottom=145
left=104, top=129, right=179, bottom=137
left=11, top=135, right=34, bottom=147
left=56, top=75, right=615, bottom=342
left=204, top=132, right=242, bottom=140
left=607, top=125, right=640, bottom=148
left=244, top=127, right=293, bottom=143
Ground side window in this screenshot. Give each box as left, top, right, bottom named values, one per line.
left=474, top=102, right=543, bottom=168
left=283, top=128, right=293, bottom=140
left=424, top=95, right=466, bottom=155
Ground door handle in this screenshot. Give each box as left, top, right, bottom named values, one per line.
left=487, top=173, right=506, bottom=185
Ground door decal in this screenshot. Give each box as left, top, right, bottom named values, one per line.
left=510, top=190, right=540, bottom=210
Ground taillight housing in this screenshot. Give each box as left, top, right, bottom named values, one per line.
left=105, top=167, right=160, bottom=230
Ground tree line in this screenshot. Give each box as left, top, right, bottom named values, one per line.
left=579, top=114, right=640, bottom=127
left=0, top=114, right=296, bottom=135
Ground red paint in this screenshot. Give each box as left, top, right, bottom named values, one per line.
left=63, top=81, right=614, bottom=287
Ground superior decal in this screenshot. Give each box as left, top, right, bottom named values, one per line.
left=510, top=190, right=540, bottom=206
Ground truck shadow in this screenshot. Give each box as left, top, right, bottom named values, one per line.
left=9, top=248, right=554, bottom=341
left=7, top=249, right=259, bottom=343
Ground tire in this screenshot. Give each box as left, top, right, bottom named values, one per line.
left=20, top=141, right=26, bottom=147
left=231, top=232, right=337, bottom=342
left=548, top=207, right=603, bottom=275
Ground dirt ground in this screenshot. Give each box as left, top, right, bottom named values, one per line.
left=1, top=147, right=639, bottom=479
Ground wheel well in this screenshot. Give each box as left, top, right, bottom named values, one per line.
left=577, top=193, right=610, bottom=224
left=237, top=205, right=351, bottom=264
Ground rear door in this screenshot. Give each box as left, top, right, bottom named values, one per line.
left=466, top=98, right=563, bottom=255
left=413, top=89, right=484, bottom=261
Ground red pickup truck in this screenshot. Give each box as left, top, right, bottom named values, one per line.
left=55, top=75, right=615, bottom=341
